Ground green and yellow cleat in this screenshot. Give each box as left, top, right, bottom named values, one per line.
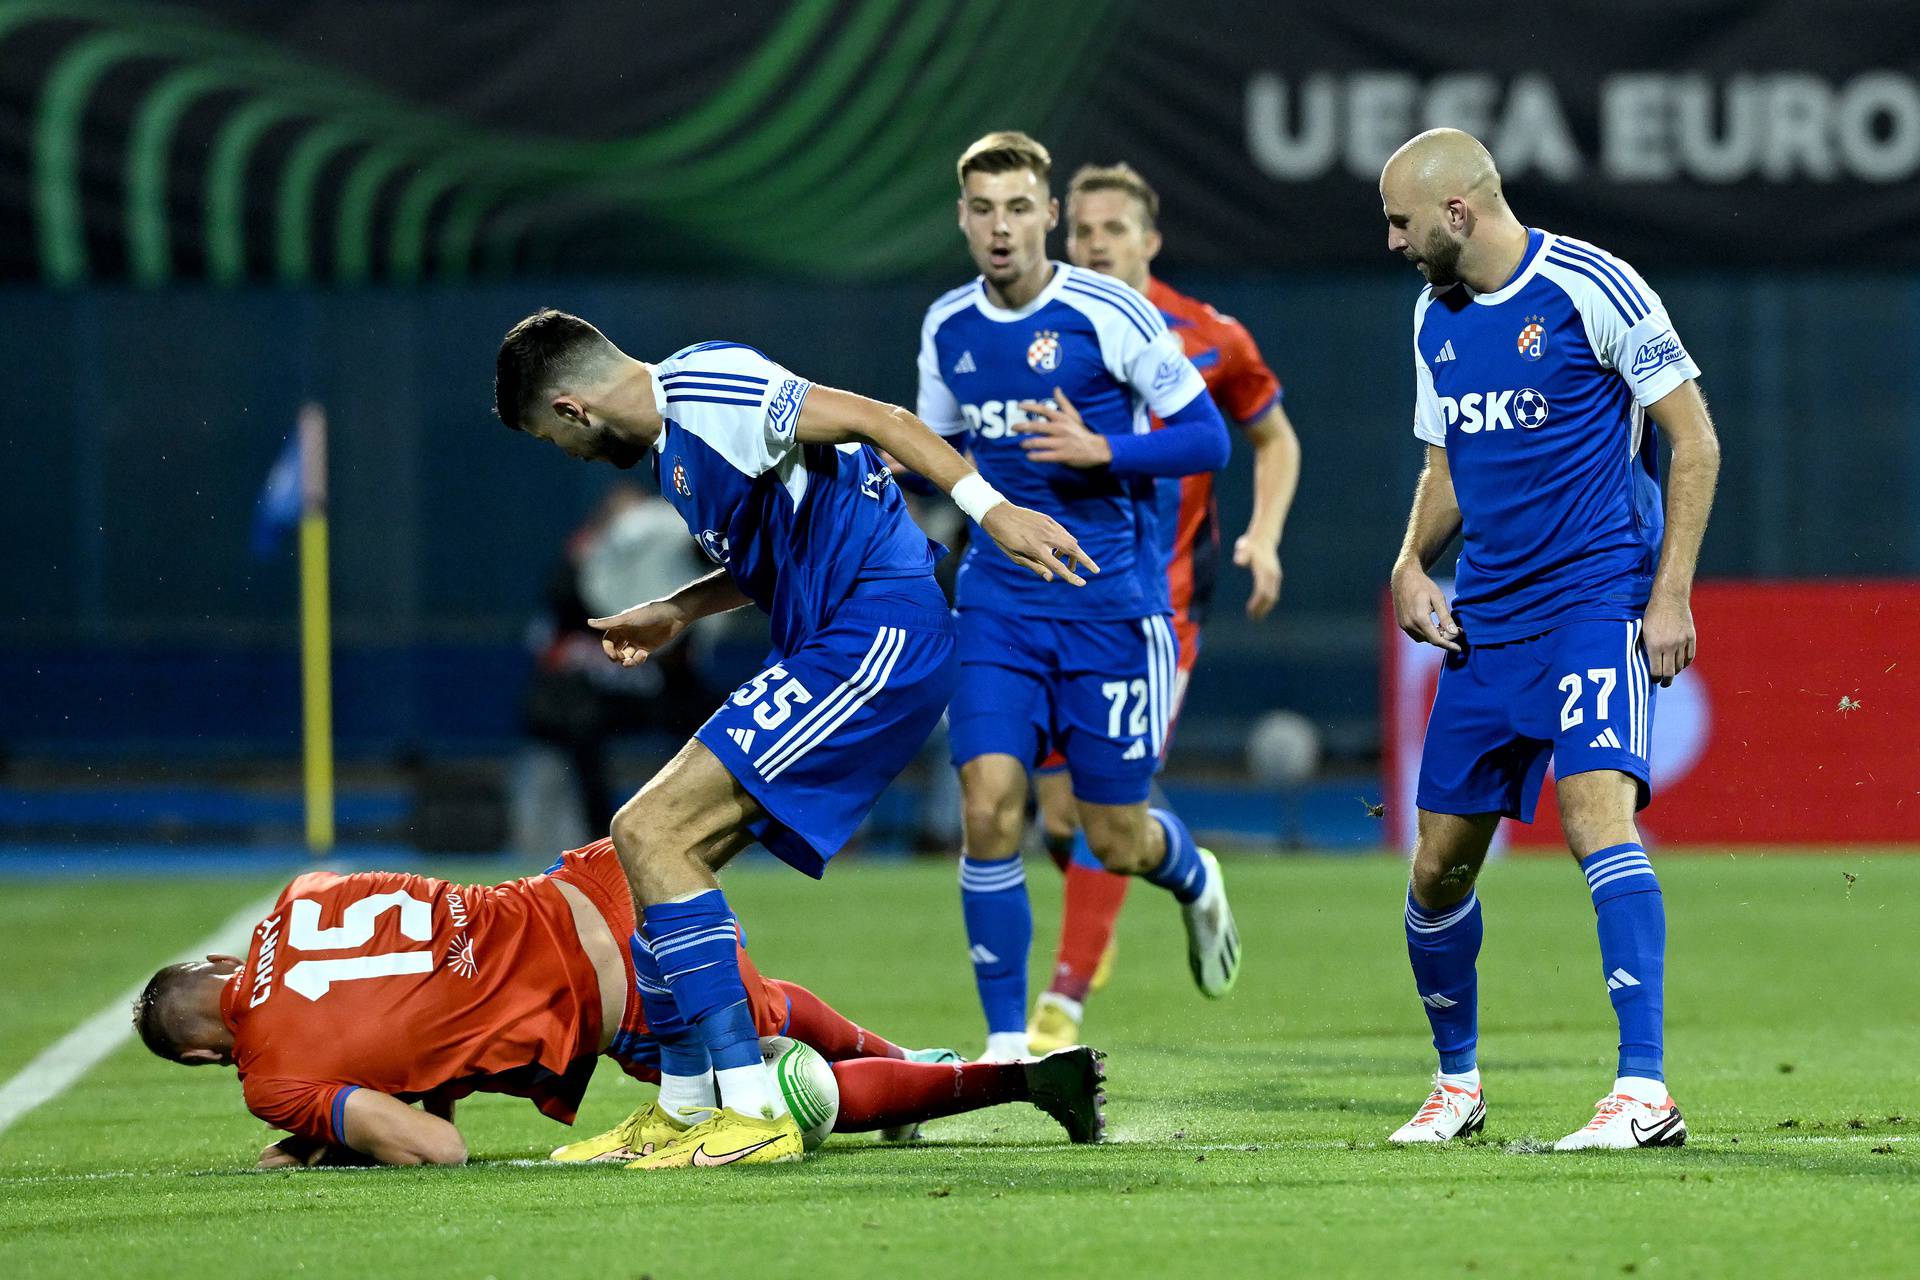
left=625, top=1107, right=805, bottom=1170
left=549, top=1100, right=688, bottom=1163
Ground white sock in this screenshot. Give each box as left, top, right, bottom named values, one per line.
left=984, top=1031, right=1030, bottom=1062
left=657, top=1071, right=716, bottom=1125
left=1614, top=1075, right=1667, bottom=1105
left=1437, top=1066, right=1481, bottom=1090
left=714, top=1062, right=788, bottom=1121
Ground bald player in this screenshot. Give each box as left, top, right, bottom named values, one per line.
left=1380, top=129, right=1720, bottom=1149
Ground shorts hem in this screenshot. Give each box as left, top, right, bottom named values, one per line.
left=1553, top=757, right=1654, bottom=811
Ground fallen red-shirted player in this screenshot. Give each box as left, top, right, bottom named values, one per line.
left=132, top=839, right=1103, bottom=1168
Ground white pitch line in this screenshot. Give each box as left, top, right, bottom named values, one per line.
left=0, top=890, right=279, bottom=1140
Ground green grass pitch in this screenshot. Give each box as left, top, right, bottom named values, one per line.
left=2, top=851, right=1916, bottom=1277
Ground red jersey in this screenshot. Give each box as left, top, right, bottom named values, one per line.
left=1146, top=277, right=1283, bottom=663
left=221, top=840, right=788, bottom=1145
left=222, top=845, right=630, bottom=1144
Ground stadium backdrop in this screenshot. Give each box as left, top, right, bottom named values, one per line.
left=1, top=1, right=1915, bottom=843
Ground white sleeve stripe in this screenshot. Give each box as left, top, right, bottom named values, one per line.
left=661, top=381, right=767, bottom=396
left=1544, top=249, right=1647, bottom=324
left=1060, top=283, right=1153, bottom=340
left=665, top=393, right=762, bottom=408
left=1065, top=270, right=1163, bottom=335
left=661, top=371, right=768, bottom=387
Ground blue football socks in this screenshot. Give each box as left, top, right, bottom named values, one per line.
left=642, top=892, right=761, bottom=1074
left=1405, top=889, right=1483, bottom=1074
left=1142, top=808, right=1206, bottom=904
left=1581, top=842, right=1666, bottom=1081
left=959, top=855, right=1032, bottom=1036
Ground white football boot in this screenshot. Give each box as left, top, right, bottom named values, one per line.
left=1389, top=1076, right=1487, bottom=1144
left=1182, top=850, right=1240, bottom=997
left=1555, top=1091, right=1687, bottom=1150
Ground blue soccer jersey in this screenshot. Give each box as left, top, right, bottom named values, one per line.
left=916, top=263, right=1211, bottom=620
left=1412, top=229, right=1701, bottom=642
left=649, top=341, right=941, bottom=653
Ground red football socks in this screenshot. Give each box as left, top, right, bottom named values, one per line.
left=830, top=1058, right=1029, bottom=1132
left=772, top=980, right=906, bottom=1061
left=1048, top=861, right=1131, bottom=1002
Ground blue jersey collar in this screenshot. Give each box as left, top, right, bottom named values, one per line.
left=1472, top=227, right=1547, bottom=306
left=973, top=262, right=1068, bottom=322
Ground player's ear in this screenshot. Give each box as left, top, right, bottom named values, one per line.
left=551, top=395, right=586, bottom=424
left=955, top=196, right=967, bottom=231
left=1045, top=196, right=1060, bottom=231
left=178, top=1047, right=227, bottom=1066
left=1144, top=227, right=1163, bottom=263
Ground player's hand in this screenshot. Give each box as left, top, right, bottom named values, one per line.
left=980, top=503, right=1100, bottom=587
left=1640, top=591, right=1695, bottom=687
left=587, top=600, right=691, bottom=666
left=258, top=1136, right=327, bottom=1169
left=1235, top=535, right=1282, bottom=619
left=1392, top=561, right=1461, bottom=652
left=1015, top=389, right=1111, bottom=468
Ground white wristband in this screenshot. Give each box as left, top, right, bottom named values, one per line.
left=950, top=472, right=1007, bottom=524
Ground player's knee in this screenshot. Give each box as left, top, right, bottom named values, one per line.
left=1409, top=854, right=1478, bottom=909
left=1082, top=808, right=1153, bottom=875
left=961, top=793, right=1023, bottom=859
left=609, top=795, right=652, bottom=861
left=1556, top=773, right=1640, bottom=858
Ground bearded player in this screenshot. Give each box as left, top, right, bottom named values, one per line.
left=1381, top=129, right=1719, bottom=1148
left=131, top=839, right=1106, bottom=1169
left=916, top=132, right=1241, bottom=1060
left=1023, top=162, right=1303, bottom=1053
left=489, top=311, right=1093, bottom=1165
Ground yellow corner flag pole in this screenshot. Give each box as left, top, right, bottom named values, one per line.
left=297, top=403, right=335, bottom=856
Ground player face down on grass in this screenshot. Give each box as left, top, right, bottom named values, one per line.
left=129, top=844, right=1104, bottom=1169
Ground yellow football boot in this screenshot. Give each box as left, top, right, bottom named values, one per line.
left=1026, top=992, right=1084, bottom=1056
left=625, top=1107, right=804, bottom=1170
left=550, top=1100, right=688, bottom=1163
left=1089, top=938, right=1119, bottom=992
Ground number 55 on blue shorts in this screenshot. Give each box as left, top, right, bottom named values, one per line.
left=697, top=588, right=957, bottom=878
left=1416, top=617, right=1657, bottom=823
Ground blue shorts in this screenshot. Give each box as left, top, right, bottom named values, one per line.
left=698, top=579, right=957, bottom=877
left=1418, top=617, right=1656, bottom=822
left=949, top=609, right=1181, bottom=806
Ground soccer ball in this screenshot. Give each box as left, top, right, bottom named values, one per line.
left=1514, top=387, right=1550, bottom=429
left=761, top=1036, right=838, bottom=1150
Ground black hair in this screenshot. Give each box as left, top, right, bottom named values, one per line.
left=493, top=308, right=612, bottom=430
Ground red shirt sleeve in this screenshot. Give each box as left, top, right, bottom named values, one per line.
left=243, top=1073, right=359, bottom=1145
left=1214, top=318, right=1283, bottom=427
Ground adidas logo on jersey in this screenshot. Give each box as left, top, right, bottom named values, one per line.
left=1432, top=340, right=1457, bottom=365
left=1589, top=727, right=1623, bottom=750
left=727, top=726, right=757, bottom=754
left=1606, top=968, right=1641, bottom=990
left=1122, top=739, right=1147, bottom=761
left=953, top=351, right=977, bottom=375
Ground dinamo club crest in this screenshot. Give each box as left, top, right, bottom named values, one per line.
left=1516, top=316, right=1546, bottom=361
left=1027, top=330, right=1061, bottom=373
left=672, top=459, right=691, bottom=497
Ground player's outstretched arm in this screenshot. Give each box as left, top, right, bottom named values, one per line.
left=1642, top=380, right=1721, bottom=686
left=794, top=384, right=1099, bottom=586
left=589, top=570, right=752, bottom=667
left=340, top=1087, right=468, bottom=1166
left=1390, top=444, right=1465, bottom=652
left=1235, top=403, right=1302, bottom=619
